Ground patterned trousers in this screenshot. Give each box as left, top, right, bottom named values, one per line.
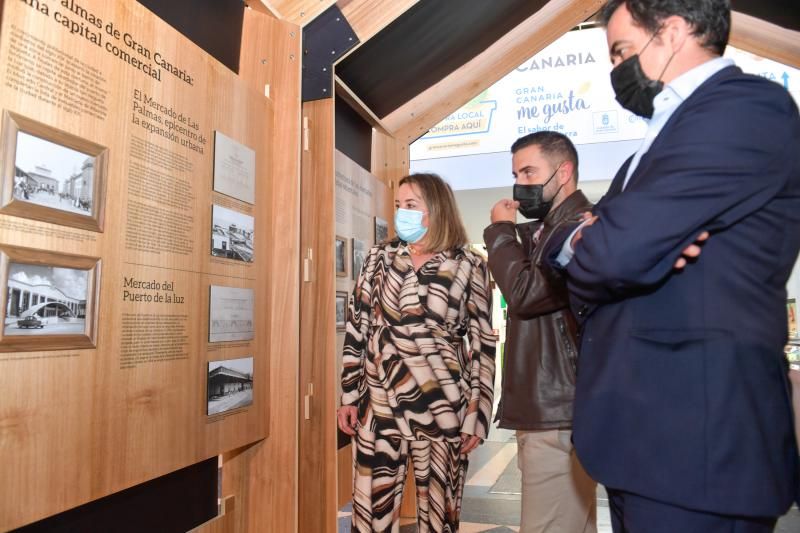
left=351, top=427, right=468, bottom=533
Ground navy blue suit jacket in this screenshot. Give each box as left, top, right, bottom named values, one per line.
left=559, top=66, right=800, bottom=516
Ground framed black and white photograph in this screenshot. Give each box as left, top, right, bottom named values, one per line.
left=352, top=238, right=367, bottom=281
left=335, top=235, right=347, bottom=278
left=0, top=245, right=100, bottom=352
left=211, top=204, right=254, bottom=263
left=1, top=111, right=107, bottom=232
left=335, top=291, right=347, bottom=331
left=208, top=285, right=254, bottom=342
left=374, top=216, right=389, bottom=244
left=207, top=356, right=254, bottom=416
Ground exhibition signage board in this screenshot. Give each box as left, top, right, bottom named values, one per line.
left=333, top=150, right=391, bottom=448
left=410, top=27, right=800, bottom=161
left=0, top=0, right=271, bottom=529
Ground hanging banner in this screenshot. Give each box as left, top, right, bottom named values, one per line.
left=411, top=28, right=800, bottom=161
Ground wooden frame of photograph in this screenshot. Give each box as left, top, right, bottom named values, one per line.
left=374, top=216, right=388, bottom=245
left=0, top=244, right=100, bottom=352
left=0, top=111, right=108, bottom=232
left=335, top=291, right=347, bottom=331
left=335, top=235, right=348, bottom=278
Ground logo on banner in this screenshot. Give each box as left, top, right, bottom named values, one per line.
left=424, top=100, right=498, bottom=139
left=593, top=111, right=619, bottom=134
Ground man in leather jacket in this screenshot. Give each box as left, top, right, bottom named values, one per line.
left=483, top=131, right=596, bottom=533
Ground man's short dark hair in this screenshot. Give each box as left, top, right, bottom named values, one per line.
left=511, top=131, right=579, bottom=183
left=599, top=0, right=730, bottom=56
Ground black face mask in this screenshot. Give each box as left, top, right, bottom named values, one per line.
left=513, top=166, right=562, bottom=220
left=609, top=30, right=673, bottom=119
left=610, top=55, right=663, bottom=118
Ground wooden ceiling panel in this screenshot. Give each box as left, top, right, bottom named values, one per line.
left=258, top=0, right=337, bottom=26
left=336, top=0, right=551, bottom=118
left=733, top=0, right=799, bottom=33
left=337, top=0, right=420, bottom=42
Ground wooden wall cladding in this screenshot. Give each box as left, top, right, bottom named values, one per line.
left=189, top=496, right=236, bottom=533
left=299, top=97, right=337, bottom=533
left=371, top=128, right=409, bottom=189
left=0, top=0, right=279, bottom=529
left=221, top=9, right=302, bottom=533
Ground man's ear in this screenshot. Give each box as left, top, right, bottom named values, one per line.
left=558, top=161, right=575, bottom=185
left=662, top=14, right=690, bottom=54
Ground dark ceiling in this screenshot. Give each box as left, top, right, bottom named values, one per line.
left=336, top=0, right=548, bottom=118
left=733, top=0, right=800, bottom=33
left=335, top=0, right=798, bottom=120
left=137, top=0, right=243, bottom=73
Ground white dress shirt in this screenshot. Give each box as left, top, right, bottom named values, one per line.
left=556, top=56, right=735, bottom=266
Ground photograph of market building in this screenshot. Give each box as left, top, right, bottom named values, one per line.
left=210, top=204, right=254, bottom=262
left=207, top=357, right=254, bottom=415
left=13, top=131, right=95, bottom=215
left=4, top=263, right=88, bottom=336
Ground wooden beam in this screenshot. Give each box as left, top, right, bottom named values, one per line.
left=265, top=0, right=338, bottom=26
left=730, top=11, right=800, bottom=70
left=246, top=1, right=280, bottom=18
left=381, top=0, right=605, bottom=142
left=338, top=0, right=420, bottom=42
left=299, top=98, right=338, bottom=533
left=371, top=130, right=408, bottom=190
left=233, top=8, right=303, bottom=533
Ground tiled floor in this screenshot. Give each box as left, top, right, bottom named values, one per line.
left=338, top=426, right=800, bottom=532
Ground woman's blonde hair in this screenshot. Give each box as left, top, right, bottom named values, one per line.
left=398, top=173, right=469, bottom=252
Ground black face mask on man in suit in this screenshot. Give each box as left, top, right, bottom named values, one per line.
left=610, top=30, right=675, bottom=119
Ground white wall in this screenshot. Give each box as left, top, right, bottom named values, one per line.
left=411, top=139, right=639, bottom=192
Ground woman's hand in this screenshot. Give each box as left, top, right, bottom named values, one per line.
left=337, top=405, right=359, bottom=436
left=460, top=433, right=483, bottom=455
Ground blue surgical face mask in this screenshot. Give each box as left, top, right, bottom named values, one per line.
left=395, top=208, right=428, bottom=243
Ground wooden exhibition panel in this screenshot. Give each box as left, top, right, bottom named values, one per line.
left=191, top=496, right=237, bottom=533
left=299, top=97, right=337, bottom=533
left=298, top=89, right=404, bottom=529
left=0, top=0, right=279, bottom=529
left=333, top=148, right=392, bottom=411
left=330, top=147, right=400, bottom=522
left=220, top=8, right=302, bottom=533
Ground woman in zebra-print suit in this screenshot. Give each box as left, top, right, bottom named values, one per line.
left=337, top=173, right=496, bottom=532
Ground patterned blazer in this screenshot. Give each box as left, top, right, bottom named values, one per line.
left=341, top=240, right=496, bottom=441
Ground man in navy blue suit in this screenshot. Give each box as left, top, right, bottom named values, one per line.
left=548, top=1, right=800, bottom=531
